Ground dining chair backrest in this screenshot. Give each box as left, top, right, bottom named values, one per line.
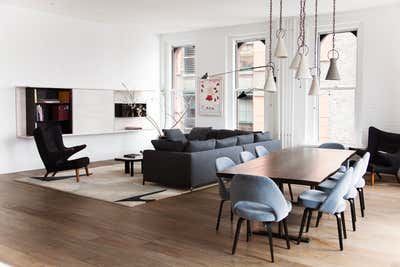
left=319, top=143, right=346, bottom=150
left=349, top=158, right=364, bottom=189
left=240, top=151, right=256, bottom=163
left=215, top=157, right=236, bottom=199
left=319, top=168, right=354, bottom=214
left=255, top=146, right=270, bottom=157
left=360, top=152, right=371, bottom=177
left=230, top=174, right=290, bottom=222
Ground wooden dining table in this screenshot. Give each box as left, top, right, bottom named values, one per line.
left=216, top=146, right=356, bottom=242
left=217, top=146, right=356, bottom=186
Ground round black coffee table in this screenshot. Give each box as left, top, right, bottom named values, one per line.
left=115, top=156, right=143, bottom=177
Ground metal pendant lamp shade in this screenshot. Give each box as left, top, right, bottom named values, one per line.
left=325, top=58, right=341, bottom=80
left=264, top=68, right=277, bottom=93
left=290, top=52, right=301, bottom=70
left=275, top=35, right=288, bottom=58
left=295, top=53, right=312, bottom=79
left=309, top=75, right=320, bottom=95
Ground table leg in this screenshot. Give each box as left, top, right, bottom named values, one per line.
left=130, top=161, right=134, bottom=177
left=124, top=161, right=129, bottom=174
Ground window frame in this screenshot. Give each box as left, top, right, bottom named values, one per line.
left=234, top=37, right=267, bottom=131
left=313, top=25, right=362, bottom=146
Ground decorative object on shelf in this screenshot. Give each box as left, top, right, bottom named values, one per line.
left=264, top=0, right=277, bottom=92
left=309, top=0, right=321, bottom=96
left=274, top=0, right=288, bottom=59
left=325, top=0, right=340, bottom=80
left=295, top=0, right=312, bottom=80
left=198, top=78, right=223, bottom=116
left=115, top=103, right=147, bottom=118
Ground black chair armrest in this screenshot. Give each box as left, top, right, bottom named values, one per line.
left=64, top=144, right=87, bottom=159
left=378, top=150, right=400, bottom=168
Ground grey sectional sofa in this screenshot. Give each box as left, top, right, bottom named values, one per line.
left=143, top=128, right=281, bottom=189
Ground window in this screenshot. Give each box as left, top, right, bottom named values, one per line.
left=172, top=45, right=196, bottom=129
left=318, top=31, right=357, bottom=145
left=235, top=39, right=266, bottom=131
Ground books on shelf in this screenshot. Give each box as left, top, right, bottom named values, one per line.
left=36, top=105, right=43, bottom=122
left=37, top=99, right=61, bottom=104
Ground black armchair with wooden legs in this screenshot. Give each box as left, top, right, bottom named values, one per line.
left=33, top=124, right=91, bottom=182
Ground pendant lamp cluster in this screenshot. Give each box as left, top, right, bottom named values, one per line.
left=201, top=0, right=341, bottom=97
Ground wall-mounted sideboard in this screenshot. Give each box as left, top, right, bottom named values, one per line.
left=16, top=86, right=159, bottom=138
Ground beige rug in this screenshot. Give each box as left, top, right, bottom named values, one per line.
left=16, top=164, right=191, bottom=207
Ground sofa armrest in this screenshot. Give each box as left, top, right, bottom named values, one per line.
left=143, top=150, right=192, bottom=188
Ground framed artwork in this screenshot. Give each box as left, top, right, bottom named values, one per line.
left=198, top=78, right=223, bottom=116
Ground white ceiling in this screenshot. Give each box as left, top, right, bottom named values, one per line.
left=0, top=0, right=398, bottom=33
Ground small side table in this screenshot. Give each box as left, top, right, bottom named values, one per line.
left=115, top=156, right=143, bottom=177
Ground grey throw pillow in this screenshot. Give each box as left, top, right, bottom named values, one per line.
left=185, top=139, right=216, bottom=152
left=162, top=129, right=187, bottom=142
left=237, top=134, right=254, bottom=145
left=151, top=140, right=186, bottom=152
left=254, top=132, right=272, bottom=142
left=216, top=136, right=238, bottom=148
left=187, top=127, right=212, bottom=140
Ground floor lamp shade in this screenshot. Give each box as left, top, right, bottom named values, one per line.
left=295, top=53, right=312, bottom=79
left=325, top=58, right=340, bottom=80
left=309, top=75, right=320, bottom=95
left=264, top=68, right=277, bottom=92
left=274, top=36, right=288, bottom=58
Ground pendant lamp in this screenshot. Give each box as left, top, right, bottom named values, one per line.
left=290, top=0, right=304, bottom=70
left=295, top=0, right=311, bottom=80
left=325, top=0, right=340, bottom=80
left=264, top=0, right=277, bottom=93
left=274, top=0, right=288, bottom=58
left=309, top=0, right=320, bottom=95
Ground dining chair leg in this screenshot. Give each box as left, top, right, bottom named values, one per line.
left=358, top=188, right=365, bottom=217
left=282, top=218, right=290, bottom=249
left=230, top=206, right=234, bottom=223
left=278, top=221, right=282, bottom=236
left=315, top=212, right=323, bottom=227
left=265, top=222, right=274, bottom=263
left=349, top=199, right=356, bottom=231
left=298, top=208, right=309, bottom=244
left=335, top=213, right=344, bottom=251
left=232, top=217, right=244, bottom=255
left=216, top=200, right=225, bottom=231
left=341, top=211, right=347, bottom=239
left=85, top=166, right=91, bottom=176
left=246, top=220, right=252, bottom=242
left=288, top=184, right=294, bottom=201
left=44, top=171, right=50, bottom=178
left=51, top=171, right=57, bottom=177
left=306, top=210, right=313, bottom=233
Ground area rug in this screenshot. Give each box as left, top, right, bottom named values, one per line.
left=15, top=164, right=193, bottom=207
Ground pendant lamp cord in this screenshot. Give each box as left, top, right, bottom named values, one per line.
left=314, top=0, right=318, bottom=71
left=332, top=0, right=336, bottom=51
left=279, top=0, right=283, bottom=31
left=268, top=0, right=273, bottom=65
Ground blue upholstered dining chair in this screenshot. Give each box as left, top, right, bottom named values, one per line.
left=240, top=151, right=256, bottom=163
left=255, top=146, right=270, bottom=157
left=319, top=142, right=346, bottom=150
left=215, top=157, right=236, bottom=231
left=297, top=168, right=353, bottom=251
left=355, top=152, right=370, bottom=217
left=317, top=158, right=364, bottom=231
left=230, top=174, right=292, bottom=262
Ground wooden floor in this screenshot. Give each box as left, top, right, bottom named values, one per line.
left=0, top=161, right=399, bottom=267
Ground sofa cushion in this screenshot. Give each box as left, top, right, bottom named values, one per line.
left=151, top=139, right=186, bottom=152
left=185, top=139, right=216, bottom=152
left=207, top=129, right=238, bottom=140
left=254, top=132, right=272, bottom=142
left=187, top=127, right=212, bottom=140
left=237, top=134, right=254, bottom=145
left=162, top=129, right=187, bottom=142
left=216, top=136, right=238, bottom=148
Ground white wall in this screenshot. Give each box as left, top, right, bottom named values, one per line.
left=0, top=6, right=160, bottom=174
left=160, top=3, right=400, bottom=146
